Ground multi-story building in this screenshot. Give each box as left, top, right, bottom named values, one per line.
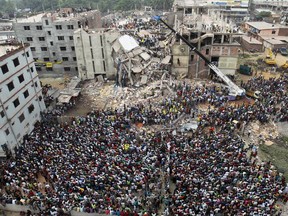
left=74, top=29, right=120, bottom=80
left=244, top=21, right=288, bottom=49
left=13, top=10, right=101, bottom=76
left=172, top=0, right=244, bottom=78
left=0, top=42, right=46, bottom=157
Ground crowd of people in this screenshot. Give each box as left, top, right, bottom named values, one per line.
left=0, top=74, right=287, bottom=215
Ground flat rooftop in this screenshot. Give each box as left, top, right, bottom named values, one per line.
left=246, top=22, right=287, bottom=30
left=0, top=44, right=21, bottom=58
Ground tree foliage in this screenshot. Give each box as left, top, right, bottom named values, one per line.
left=2, top=0, right=173, bottom=14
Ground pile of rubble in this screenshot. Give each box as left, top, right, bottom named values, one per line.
left=246, top=121, right=279, bottom=146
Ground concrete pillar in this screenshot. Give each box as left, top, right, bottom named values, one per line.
left=196, top=31, right=201, bottom=78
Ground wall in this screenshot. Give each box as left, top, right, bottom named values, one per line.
left=241, top=37, right=263, bottom=51
left=75, top=29, right=119, bottom=80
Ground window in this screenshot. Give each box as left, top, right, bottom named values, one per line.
left=0, top=110, right=4, bottom=118
left=52, top=52, right=56, bottom=56
left=33, top=58, right=38, bottom=61
left=69, top=36, right=73, bottom=40
left=28, top=104, right=35, bottom=113
left=13, top=98, right=20, bottom=108
left=58, top=36, right=64, bottom=41
left=27, top=37, right=33, bottom=41
left=23, top=90, right=29, bottom=98
left=24, top=26, right=30, bottom=30
left=56, top=25, right=62, bottom=30
left=31, top=47, right=36, bottom=51
left=36, top=25, right=43, bottom=30
left=62, top=57, right=69, bottom=61
left=41, top=47, right=48, bottom=51
left=73, top=57, right=77, bottom=61
left=64, top=67, right=70, bottom=71
left=75, top=67, right=78, bottom=71
left=35, top=82, right=38, bottom=87
left=1, top=64, right=9, bottom=74
left=71, top=46, right=75, bottom=51
left=60, top=47, right=66, bottom=51
left=13, top=58, right=20, bottom=67
left=47, top=31, right=51, bottom=35
left=30, top=67, right=34, bottom=73
left=272, top=30, right=276, bottom=34
left=50, top=41, right=53, bottom=46
left=43, top=57, right=50, bottom=62
left=26, top=51, right=30, bottom=57
left=5, top=128, right=10, bottom=135
left=45, top=20, right=49, bottom=25
left=39, top=95, right=42, bottom=101
left=19, top=113, right=25, bottom=123
left=67, top=25, right=74, bottom=29
left=18, top=74, right=24, bottom=83
left=39, top=37, right=45, bottom=41
left=7, top=81, right=15, bottom=91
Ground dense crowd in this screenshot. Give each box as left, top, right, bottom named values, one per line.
left=0, top=75, right=287, bottom=215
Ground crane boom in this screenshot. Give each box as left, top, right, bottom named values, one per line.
left=154, top=16, right=245, bottom=97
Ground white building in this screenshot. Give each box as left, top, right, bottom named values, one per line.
left=0, top=43, right=46, bottom=157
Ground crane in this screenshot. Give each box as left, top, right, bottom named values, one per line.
left=153, top=16, right=246, bottom=98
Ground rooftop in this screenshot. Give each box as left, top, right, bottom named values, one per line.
left=0, top=44, right=21, bottom=58
left=246, top=21, right=287, bottom=30
left=261, top=35, right=288, bottom=43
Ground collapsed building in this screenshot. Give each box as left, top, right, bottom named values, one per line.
left=75, top=22, right=173, bottom=86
